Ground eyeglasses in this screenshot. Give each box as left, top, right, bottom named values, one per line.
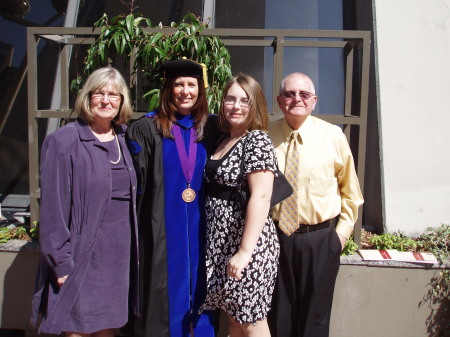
left=223, top=97, right=250, bottom=107
left=91, top=91, right=122, bottom=102
left=282, top=90, right=314, bottom=100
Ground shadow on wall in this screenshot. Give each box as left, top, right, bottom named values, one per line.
left=419, top=269, right=450, bottom=337
left=0, top=248, right=39, bottom=330
left=0, top=246, right=67, bottom=337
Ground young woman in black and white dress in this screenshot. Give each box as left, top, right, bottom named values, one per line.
left=201, top=74, right=280, bottom=337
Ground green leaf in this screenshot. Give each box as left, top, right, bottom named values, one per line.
left=154, top=46, right=167, bottom=58
left=190, top=23, right=198, bottom=35
left=134, top=16, right=145, bottom=27
left=174, top=37, right=185, bottom=49
left=183, top=13, right=199, bottom=26
left=94, top=13, right=108, bottom=27
left=142, top=88, right=159, bottom=98
left=98, top=43, right=105, bottom=62
left=192, top=38, right=199, bottom=53
left=162, top=39, right=170, bottom=52
left=147, top=91, right=159, bottom=110
left=134, top=26, right=141, bottom=38
left=151, top=32, right=163, bottom=44
left=113, top=33, right=120, bottom=53
left=126, top=14, right=133, bottom=35
left=120, top=34, right=126, bottom=54
left=123, top=26, right=131, bottom=38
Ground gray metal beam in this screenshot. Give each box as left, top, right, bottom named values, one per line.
left=46, top=0, right=81, bottom=137
left=26, top=27, right=371, bottom=244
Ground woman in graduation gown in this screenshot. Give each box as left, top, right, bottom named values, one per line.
left=126, top=59, right=220, bottom=337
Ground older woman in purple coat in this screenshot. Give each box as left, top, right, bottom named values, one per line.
left=31, top=67, right=139, bottom=337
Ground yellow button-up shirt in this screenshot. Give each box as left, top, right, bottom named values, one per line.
left=269, top=116, right=364, bottom=239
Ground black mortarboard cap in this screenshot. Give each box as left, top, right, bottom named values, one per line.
left=162, top=58, right=208, bottom=88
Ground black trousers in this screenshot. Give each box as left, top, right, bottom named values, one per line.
left=268, top=222, right=341, bottom=337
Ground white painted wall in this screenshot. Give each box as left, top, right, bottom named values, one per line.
left=373, top=0, right=450, bottom=235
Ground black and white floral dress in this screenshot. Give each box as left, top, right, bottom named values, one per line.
left=202, top=130, right=280, bottom=324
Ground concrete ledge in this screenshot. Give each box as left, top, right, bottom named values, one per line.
left=0, top=240, right=39, bottom=253
left=331, top=256, right=449, bottom=337
left=340, top=253, right=448, bottom=269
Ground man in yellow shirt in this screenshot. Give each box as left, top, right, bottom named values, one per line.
left=268, top=72, right=364, bottom=337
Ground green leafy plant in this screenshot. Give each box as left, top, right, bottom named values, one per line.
left=416, top=224, right=450, bottom=298
left=0, top=226, right=33, bottom=243
left=369, top=232, right=417, bottom=251
left=0, top=220, right=40, bottom=243
left=29, top=221, right=40, bottom=241
left=0, top=228, right=12, bottom=243
left=341, top=236, right=358, bottom=256
left=416, top=224, right=450, bottom=261
left=71, top=12, right=232, bottom=114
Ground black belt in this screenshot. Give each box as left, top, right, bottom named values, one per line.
left=275, top=217, right=337, bottom=234
left=206, top=182, right=249, bottom=202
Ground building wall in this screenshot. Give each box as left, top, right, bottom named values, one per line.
left=330, top=263, right=448, bottom=337
left=373, top=0, right=450, bottom=235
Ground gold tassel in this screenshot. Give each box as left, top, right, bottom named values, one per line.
left=181, top=57, right=209, bottom=88
left=200, top=63, right=209, bottom=88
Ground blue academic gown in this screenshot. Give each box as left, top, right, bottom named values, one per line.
left=126, top=110, right=217, bottom=337
left=163, top=112, right=214, bottom=336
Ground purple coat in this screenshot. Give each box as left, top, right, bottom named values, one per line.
left=30, top=119, right=139, bottom=334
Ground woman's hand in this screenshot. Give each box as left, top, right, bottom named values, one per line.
left=57, top=275, right=68, bottom=287
left=227, top=250, right=252, bottom=280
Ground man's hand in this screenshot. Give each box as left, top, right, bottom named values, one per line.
left=337, top=233, right=347, bottom=252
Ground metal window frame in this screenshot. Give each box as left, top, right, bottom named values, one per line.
left=27, top=27, right=370, bottom=244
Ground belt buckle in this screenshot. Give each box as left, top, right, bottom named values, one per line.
left=306, top=225, right=311, bottom=233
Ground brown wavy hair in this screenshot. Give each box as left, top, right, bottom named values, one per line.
left=218, top=74, right=269, bottom=133
left=156, top=76, right=209, bottom=140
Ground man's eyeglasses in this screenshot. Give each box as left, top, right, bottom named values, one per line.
left=282, top=91, right=314, bottom=101
left=223, top=97, right=250, bottom=107
left=91, top=91, right=122, bottom=102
